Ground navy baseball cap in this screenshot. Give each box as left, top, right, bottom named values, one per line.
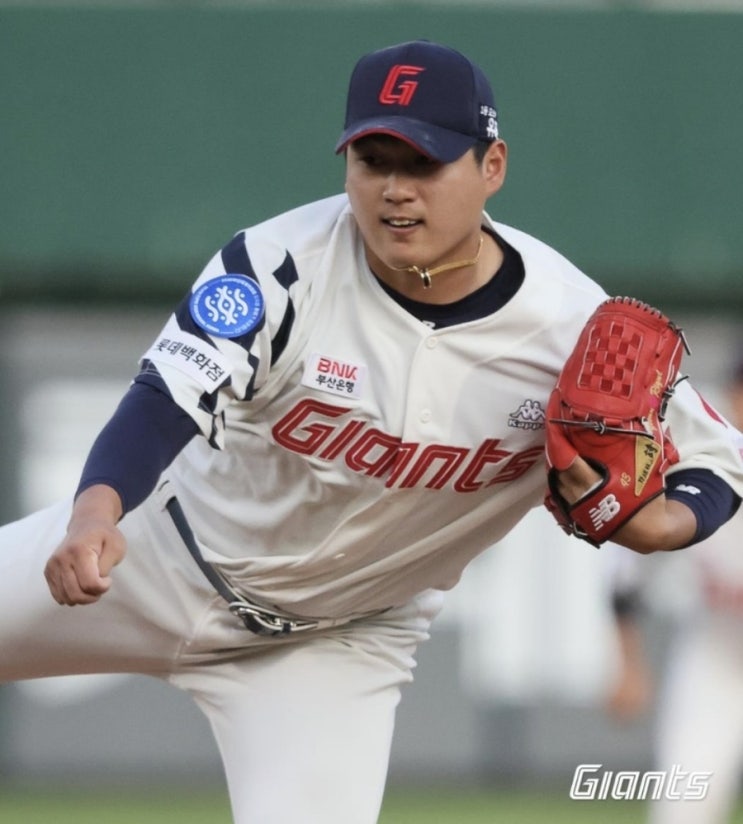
left=335, top=40, right=499, bottom=163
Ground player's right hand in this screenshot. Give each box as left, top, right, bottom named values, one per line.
left=44, top=484, right=126, bottom=606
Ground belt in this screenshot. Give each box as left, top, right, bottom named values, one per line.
left=165, top=496, right=322, bottom=637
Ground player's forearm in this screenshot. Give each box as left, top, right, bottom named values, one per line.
left=558, top=471, right=697, bottom=552
left=610, top=496, right=697, bottom=554
left=553, top=460, right=679, bottom=550
left=76, top=381, right=199, bottom=516
left=69, top=484, right=124, bottom=529
left=555, top=461, right=739, bottom=553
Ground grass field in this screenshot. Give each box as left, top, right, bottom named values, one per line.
left=2, top=785, right=742, bottom=823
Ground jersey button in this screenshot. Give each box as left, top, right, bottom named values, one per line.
left=425, top=337, right=438, bottom=349
left=419, top=409, right=432, bottom=423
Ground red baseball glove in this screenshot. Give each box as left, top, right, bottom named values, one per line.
left=544, top=296, right=690, bottom=546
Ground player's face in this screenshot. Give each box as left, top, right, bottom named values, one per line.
left=344, top=135, right=506, bottom=280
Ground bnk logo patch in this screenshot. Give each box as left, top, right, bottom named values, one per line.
left=302, top=353, right=366, bottom=399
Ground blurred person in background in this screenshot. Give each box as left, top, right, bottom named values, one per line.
left=607, top=354, right=743, bottom=824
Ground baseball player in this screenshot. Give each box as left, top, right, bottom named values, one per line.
left=607, top=357, right=743, bottom=824
left=1, top=40, right=742, bottom=824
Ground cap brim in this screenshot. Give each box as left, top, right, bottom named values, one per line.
left=334, top=117, right=477, bottom=163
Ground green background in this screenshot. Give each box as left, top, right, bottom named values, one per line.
left=0, top=786, right=694, bottom=824
left=4, top=785, right=743, bottom=823
left=2, top=7, right=742, bottom=308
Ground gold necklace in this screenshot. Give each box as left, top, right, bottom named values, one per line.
left=396, top=235, right=484, bottom=289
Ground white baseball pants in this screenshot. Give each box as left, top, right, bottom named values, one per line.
left=0, top=496, right=442, bottom=824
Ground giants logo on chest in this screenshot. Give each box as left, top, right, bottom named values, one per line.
left=272, top=398, right=541, bottom=491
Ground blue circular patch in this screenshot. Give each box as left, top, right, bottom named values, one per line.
left=189, top=274, right=265, bottom=338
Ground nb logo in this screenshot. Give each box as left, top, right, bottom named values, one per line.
left=379, top=64, right=425, bottom=106
left=589, top=494, right=621, bottom=531
left=674, top=484, right=701, bottom=495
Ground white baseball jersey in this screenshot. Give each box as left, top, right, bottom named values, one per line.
left=139, top=193, right=743, bottom=620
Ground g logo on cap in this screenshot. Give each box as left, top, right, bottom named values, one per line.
left=378, top=65, right=425, bottom=106
left=189, top=274, right=265, bottom=338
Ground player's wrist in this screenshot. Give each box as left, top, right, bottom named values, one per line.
left=612, top=496, right=697, bottom=554
left=553, top=457, right=604, bottom=505
left=69, top=483, right=124, bottom=527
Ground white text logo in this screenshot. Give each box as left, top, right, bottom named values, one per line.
left=570, top=764, right=712, bottom=801
left=589, top=494, right=621, bottom=531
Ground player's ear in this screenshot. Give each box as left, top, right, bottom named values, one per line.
left=482, top=139, right=507, bottom=196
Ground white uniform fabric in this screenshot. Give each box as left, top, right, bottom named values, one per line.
left=2, top=192, right=743, bottom=823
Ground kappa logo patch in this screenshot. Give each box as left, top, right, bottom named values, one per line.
left=302, top=353, right=366, bottom=399
left=508, top=399, right=546, bottom=431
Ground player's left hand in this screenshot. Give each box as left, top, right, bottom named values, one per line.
left=553, top=457, right=697, bottom=553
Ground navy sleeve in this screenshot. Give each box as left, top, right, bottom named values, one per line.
left=665, top=468, right=742, bottom=546
left=76, top=382, right=200, bottom=516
